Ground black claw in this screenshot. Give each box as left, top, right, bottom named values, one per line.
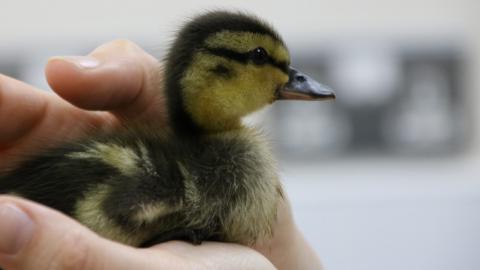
left=140, top=229, right=207, bottom=247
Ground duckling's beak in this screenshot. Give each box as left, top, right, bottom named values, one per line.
left=277, top=67, right=335, bottom=101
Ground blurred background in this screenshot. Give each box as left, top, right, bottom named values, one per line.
left=1, top=0, right=479, bottom=269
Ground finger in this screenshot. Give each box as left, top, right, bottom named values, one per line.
left=153, top=241, right=277, bottom=270
left=45, top=40, right=167, bottom=124
left=0, top=196, right=181, bottom=270
left=253, top=192, right=298, bottom=268
left=0, top=74, right=113, bottom=169
left=45, top=55, right=142, bottom=111
left=0, top=74, right=109, bottom=150
left=0, top=196, right=275, bottom=270
left=0, top=74, right=49, bottom=147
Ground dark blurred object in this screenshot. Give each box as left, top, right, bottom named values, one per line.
left=272, top=41, right=467, bottom=159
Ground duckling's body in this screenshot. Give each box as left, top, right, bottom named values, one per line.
left=0, top=11, right=334, bottom=247
left=0, top=127, right=280, bottom=246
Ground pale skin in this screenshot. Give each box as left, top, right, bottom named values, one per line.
left=0, top=40, right=323, bottom=270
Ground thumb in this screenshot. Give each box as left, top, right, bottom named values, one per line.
left=0, top=196, right=178, bottom=270
left=45, top=40, right=166, bottom=122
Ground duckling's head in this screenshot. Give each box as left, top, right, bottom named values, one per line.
left=165, top=11, right=334, bottom=134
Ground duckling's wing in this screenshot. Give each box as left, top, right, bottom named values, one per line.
left=0, top=135, right=188, bottom=246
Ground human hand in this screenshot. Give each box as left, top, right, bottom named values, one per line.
left=0, top=195, right=276, bottom=270
left=0, top=40, right=322, bottom=270
left=0, top=40, right=165, bottom=170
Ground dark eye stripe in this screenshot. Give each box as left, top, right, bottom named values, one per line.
left=203, top=47, right=288, bottom=74
left=203, top=47, right=249, bottom=64
left=271, top=60, right=289, bottom=74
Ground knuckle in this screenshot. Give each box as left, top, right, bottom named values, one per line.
left=48, top=229, right=95, bottom=270
left=91, top=39, right=143, bottom=59
left=110, top=39, right=141, bottom=51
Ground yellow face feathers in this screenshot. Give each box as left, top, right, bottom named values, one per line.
left=205, top=31, right=290, bottom=64
left=180, top=31, right=290, bottom=133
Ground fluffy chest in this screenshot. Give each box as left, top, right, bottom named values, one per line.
left=180, top=129, right=282, bottom=243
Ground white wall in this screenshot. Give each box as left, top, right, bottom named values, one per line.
left=284, top=158, right=480, bottom=270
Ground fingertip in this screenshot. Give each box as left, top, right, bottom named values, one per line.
left=45, top=56, right=98, bottom=109
left=45, top=55, right=144, bottom=111
left=48, top=56, right=100, bottom=70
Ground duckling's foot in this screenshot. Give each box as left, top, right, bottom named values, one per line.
left=140, top=228, right=209, bottom=247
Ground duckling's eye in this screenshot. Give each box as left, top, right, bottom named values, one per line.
left=250, top=47, right=268, bottom=65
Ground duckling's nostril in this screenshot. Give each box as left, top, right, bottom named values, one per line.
left=295, top=75, right=306, bottom=82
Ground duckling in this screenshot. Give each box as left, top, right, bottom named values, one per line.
left=0, top=11, right=334, bottom=247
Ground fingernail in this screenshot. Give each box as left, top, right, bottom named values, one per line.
left=0, top=203, right=34, bottom=254
left=50, top=56, right=100, bottom=69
